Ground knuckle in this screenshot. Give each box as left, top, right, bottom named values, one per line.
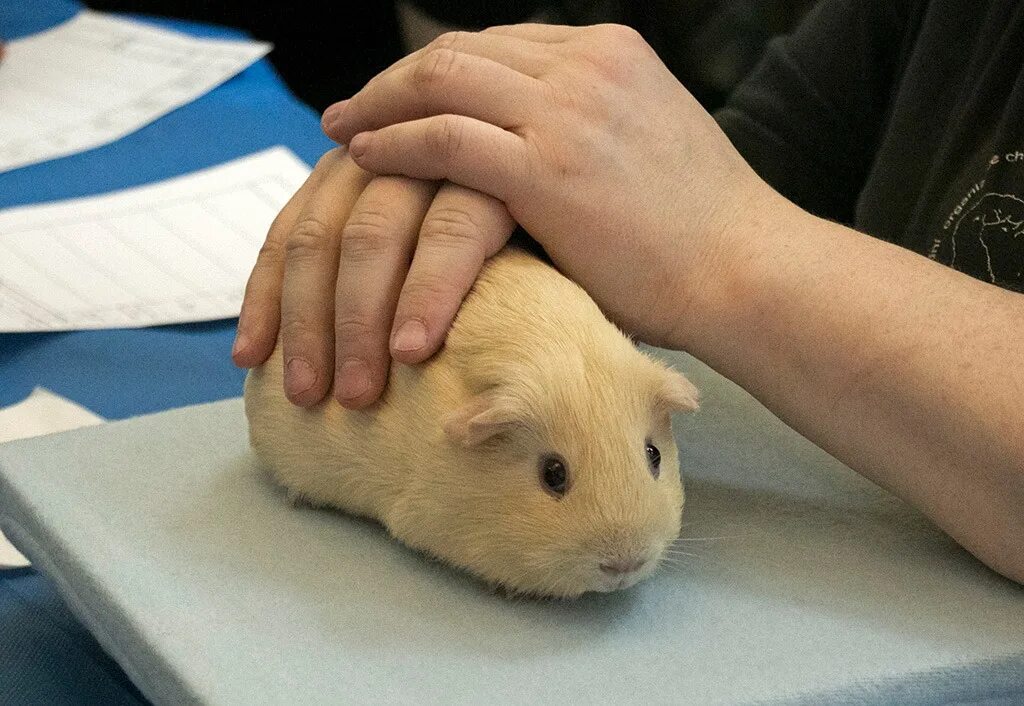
left=420, top=208, right=485, bottom=254
left=414, top=47, right=460, bottom=88
left=594, top=23, right=645, bottom=46
left=339, top=209, right=394, bottom=262
left=427, top=115, right=466, bottom=160
left=430, top=30, right=467, bottom=52
left=279, top=315, right=318, bottom=346
left=401, top=269, right=457, bottom=308
left=285, top=218, right=333, bottom=262
left=576, top=24, right=648, bottom=81
left=333, top=316, right=378, bottom=346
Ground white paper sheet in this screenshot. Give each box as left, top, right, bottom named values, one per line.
left=0, top=147, right=311, bottom=332
left=0, top=388, right=105, bottom=568
left=0, top=10, right=270, bottom=173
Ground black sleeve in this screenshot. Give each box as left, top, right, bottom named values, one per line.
left=714, top=0, right=920, bottom=223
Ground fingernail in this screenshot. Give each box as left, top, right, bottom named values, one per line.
left=336, top=358, right=371, bottom=400
left=285, top=357, right=317, bottom=397
left=349, top=132, right=371, bottom=159
left=392, top=320, right=427, bottom=353
left=231, top=333, right=248, bottom=359
left=321, top=100, right=349, bottom=133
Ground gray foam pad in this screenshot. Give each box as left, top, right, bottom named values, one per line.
left=1, top=352, right=1022, bottom=705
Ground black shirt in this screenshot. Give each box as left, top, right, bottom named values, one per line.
left=717, top=0, right=1024, bottom=293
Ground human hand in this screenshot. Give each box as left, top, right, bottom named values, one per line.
left=232, top=147, right=514, bottom=408
left=321, top=24, right=780, bottom=349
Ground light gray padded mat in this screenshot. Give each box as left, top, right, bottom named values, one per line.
left=1, top=352, right=1022, bottom=705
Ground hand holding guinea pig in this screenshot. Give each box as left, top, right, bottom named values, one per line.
left=322, top=23, right=780, bottom=353
left=244, top=248, right=699, bottom=597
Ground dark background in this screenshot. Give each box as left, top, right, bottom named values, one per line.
left=84, top=0, right=817, bottom=113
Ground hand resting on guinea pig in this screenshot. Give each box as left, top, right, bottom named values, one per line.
left=243, top=248, right=700, bottom=598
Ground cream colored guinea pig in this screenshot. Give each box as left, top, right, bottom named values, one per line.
left=244, top=248, right=699, bottom=598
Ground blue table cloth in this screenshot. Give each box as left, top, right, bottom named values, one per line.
left=1, top=2, right=332, bottom=702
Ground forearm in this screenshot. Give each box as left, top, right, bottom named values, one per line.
left=682, top=191, right=1024, bottom=582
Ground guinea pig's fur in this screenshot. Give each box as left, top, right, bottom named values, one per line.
left=244, top=248, right=699, bottom=598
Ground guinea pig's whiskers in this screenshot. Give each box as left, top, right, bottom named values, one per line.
left=657, top=554, right=693, bottom=564
left=656, top=556, right=695, bottom=574
left=661, top=543, right=713, bottom=568
left=658, top=529, right=755, bottom=574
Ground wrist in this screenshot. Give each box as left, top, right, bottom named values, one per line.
left=665, top=178, right=809, bottom=355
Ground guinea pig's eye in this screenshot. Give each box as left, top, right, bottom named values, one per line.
left=645, top=440, right=661, bottom=479
left=539, top=454, right=569, bottom=498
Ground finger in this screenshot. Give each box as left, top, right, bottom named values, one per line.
left=391, top=184, right=515, bottom=364
left=348, top=116, right=531, bottom=205
left=233, top=159, right=328, bottom=368
left=332, top=176, right=438, bottom=408
left=482, top=23, right=577, bottom=42
left=280, top=156, right=373, bottom=406
left=326, top=49, right=541, bottom=145
left=322, top=30, right=555, bottom=140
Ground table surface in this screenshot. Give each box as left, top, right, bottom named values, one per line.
left=0, top=1, right=332, bottom=703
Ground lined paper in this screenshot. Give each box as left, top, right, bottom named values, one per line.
left=0, top=147, right=311, bottom=332
left=0, top=388, right=105, bottom=568
left=0, top=10, right=270, bottom=173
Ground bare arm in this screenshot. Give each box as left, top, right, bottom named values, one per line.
left=684, top=193, right=1024, bottom=583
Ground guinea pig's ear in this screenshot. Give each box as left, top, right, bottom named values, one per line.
left=658, top=368, right=700, bottom=413
left=444, top=394, right=524, bottom=447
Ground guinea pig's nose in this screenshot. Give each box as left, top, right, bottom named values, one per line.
left=599, top=557, right=646, bottom=575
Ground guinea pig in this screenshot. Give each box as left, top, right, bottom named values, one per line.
left=243, top=248, right=699, bottom=598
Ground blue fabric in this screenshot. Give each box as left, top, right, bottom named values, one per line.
left=0, top=3, right=334, bottom=418
left=0, top=1, right=333, bottom=702
left=0, top=0, right=79, bottom=40
left=0, top=570, right=147, bottom=706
